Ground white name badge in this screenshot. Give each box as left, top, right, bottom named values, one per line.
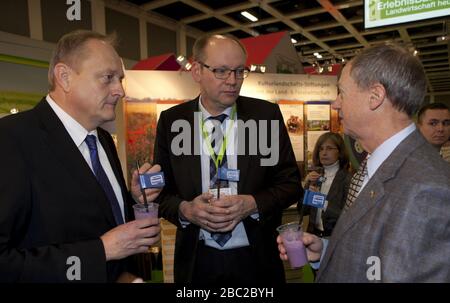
left=208, top=187, right=232, bottom=199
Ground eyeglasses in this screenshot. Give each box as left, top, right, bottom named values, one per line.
left=319, top=146, right=338, bottom=152
left=199, top=62, right=250, bottom=80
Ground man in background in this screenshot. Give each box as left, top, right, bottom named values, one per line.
left=0, top=30, right=161, bottom=282
left=417, top=102, right=450, bottom=162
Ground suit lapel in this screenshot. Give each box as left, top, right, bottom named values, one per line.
left=325, top=168, right=345, bottom=203
left=182, top=98, right=202, bottom=195
left=34, top=99, right=117, bottom=226
left=319, top=130, right=424, bottom=275
left=234, top=98, right=251, bottom=193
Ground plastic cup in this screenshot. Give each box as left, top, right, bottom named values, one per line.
left=133, top=203, right=158, bottom=220
left=277, top=222, right=308, bottom=268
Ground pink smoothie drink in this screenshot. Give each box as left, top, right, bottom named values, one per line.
left=133, top=203, right=158, bottom=220
left=277, top=222, right=308, bottom=268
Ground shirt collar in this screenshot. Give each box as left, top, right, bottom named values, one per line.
left=46, top=95, right=98, bottom=147
left=323, top=160, right=340, bottom=177
left=367, top=123, right=416, bottom=179
left=198, top=95, right=232, bottom=121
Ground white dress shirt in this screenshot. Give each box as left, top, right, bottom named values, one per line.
left=46, top=95, right=125, bottom=222
left=197, top=97, right=253, bottom=250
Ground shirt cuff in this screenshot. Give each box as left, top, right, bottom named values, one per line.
left=179, top=217, right=190, bottom=228
left=250, top=213, right=259, bottom=220
left=309, top=238, right=328, bottom=270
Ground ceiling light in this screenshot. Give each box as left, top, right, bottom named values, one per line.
left=316, top=54, right=323, bottom=59
left=436, top=35, right=449, bottom=42
left=291, top=38, right=297, bottom=44
left=10, top=108, right=19, bottom=114
left=241, top=11, right=258, bottom=22
left=413, top=50, right=418, bottom=56
left=250, top=30, right=259, bottom=37
left=176, top=55, right=192, bottom=71
left=313, top=52, right=320, bottom=56
left=250, top=64, right=266, bottom=73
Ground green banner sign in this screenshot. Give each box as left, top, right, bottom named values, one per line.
left=365, top=0, right=450, bottom=28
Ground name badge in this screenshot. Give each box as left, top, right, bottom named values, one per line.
left=218, top=168, right=240, bottom=182
left=139, top=172, right=165, bottom=189
left=302, top=189, right=326, bottom=208
left=208, top=187, right=232, bottom=200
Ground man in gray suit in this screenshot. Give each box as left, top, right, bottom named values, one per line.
left=278, top=44, right=450, bottom=282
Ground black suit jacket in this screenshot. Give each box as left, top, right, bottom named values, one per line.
left=154, top=96, right=302, bottom=283
left=0, top=99, right=134, bottom=282
left=301, top=168, right=351, bottom=237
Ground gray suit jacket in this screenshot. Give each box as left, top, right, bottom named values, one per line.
left=317, top=130, right=450, bottom=282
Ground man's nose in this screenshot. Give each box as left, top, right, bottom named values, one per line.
left=112, top=81, right=125, bottom=98
left=436, top=123, right=444, bottom=131
left=331, top=99, right=340, bottom=110
left=225, top=71, right=238, bottom=84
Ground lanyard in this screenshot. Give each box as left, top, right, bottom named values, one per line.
left=200, top=104, right=236, bottom=171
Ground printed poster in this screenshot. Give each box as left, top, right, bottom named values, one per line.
left=278, top=100, right=304, bottom=161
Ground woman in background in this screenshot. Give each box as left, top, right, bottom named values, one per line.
left=301, top=132, right=351, bottom=238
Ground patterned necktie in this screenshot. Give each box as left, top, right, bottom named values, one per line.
left=344, top=157, right=368, bottom=211
left=208, top=114, right=232, bottom=246
left=209, top=114, right=229, bottom=189
left=85, top=135, right=124, bottom=225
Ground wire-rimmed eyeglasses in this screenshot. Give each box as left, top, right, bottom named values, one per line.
left=199, top=62, right=250, bottom=80
left=319, top=146, right=338, bottom=152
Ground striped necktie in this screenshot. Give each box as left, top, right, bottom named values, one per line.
left=208, top=114, right=232, bottom=247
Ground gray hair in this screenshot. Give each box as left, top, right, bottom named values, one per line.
left=350, top=43, right=426, bottom=117
left=48, top=30, right=117, bottom=91
left=192, top=34, right=247, bottom=62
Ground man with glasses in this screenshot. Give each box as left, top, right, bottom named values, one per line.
left=154, top=34, right=302, bottom=284
left=417, top=102, right=450, bottom=162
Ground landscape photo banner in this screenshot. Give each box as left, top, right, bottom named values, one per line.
left=365, top=0, right=450, bottom=28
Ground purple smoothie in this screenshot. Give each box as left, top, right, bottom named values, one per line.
left=277, top=222, right=308, bottom=268
left=283, top=236, right=308, bottom=268
left=133, top=203, right=158, bottom=220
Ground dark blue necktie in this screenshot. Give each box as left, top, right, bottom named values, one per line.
left=208, top=114, right=232, bottom=247
left=85, top=135, right=124, bottom=225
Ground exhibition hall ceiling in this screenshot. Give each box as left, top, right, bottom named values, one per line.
left=124, top=0, right=450, bottom=94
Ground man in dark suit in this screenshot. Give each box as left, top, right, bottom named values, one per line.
left=279, top=44, right=450, bottom=282
left=0, top=30, right=161, bottom=282
left=154, top=34, right=302, bottom=284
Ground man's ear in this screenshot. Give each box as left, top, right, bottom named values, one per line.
left=191, top=62, right=202, bottom=83
left=53, top=63, right=72, bottom=92
left=368, top=83, right=386, bottom=111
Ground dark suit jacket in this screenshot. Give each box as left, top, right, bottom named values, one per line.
left=302, top=168, right=351, bottom=237
left=154, top=96, right=302, bottom=283
left=317, top=130, right=450, bottom=282
left=0, top=99, right=134, bottom=282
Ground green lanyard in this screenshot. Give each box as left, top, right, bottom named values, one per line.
left=200, top=104, right=237, bottom=171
